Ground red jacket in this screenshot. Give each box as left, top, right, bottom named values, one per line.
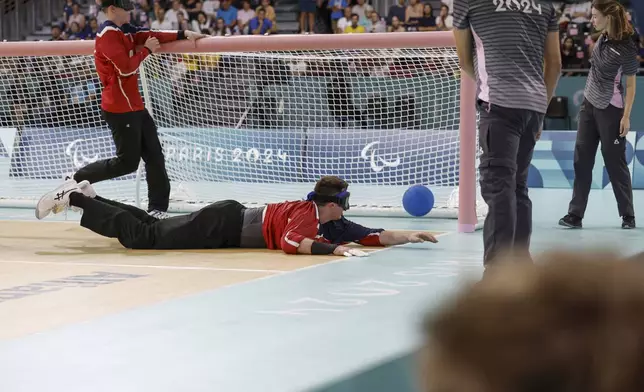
left=262, top=200, right=320, bottom=254
left=262, top=201, right=385, bottom=254
left=95, top=21, right=182, bottom=114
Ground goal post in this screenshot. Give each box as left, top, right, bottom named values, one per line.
left=0, top=32, right=481, bottom=232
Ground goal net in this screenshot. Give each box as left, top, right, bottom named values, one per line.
left=0, top=33, right=483, bottom=226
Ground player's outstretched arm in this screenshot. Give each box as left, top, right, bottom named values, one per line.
left=378, top=230, right=438, bottom=246
left=130, top=25, right=208, bottom=46
left=97, top=30, right=152, bottom=76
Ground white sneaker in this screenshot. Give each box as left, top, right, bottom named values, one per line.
left=35, top=179, right=81, bottom=220
left=70, top=180, right=96, bottom=212
left=148, top=209, right=169, bottom=219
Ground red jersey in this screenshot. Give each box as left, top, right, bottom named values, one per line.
left=262, top=200, right=320, bottom=254
left=95, top=21, right=180, bottom=114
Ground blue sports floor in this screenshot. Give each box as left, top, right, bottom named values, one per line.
left=0, top=188, right=642, bottom=392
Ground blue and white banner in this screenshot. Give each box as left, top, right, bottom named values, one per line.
left=3, top=127, right=644, bottom=189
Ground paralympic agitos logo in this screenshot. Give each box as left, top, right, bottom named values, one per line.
left=360, top=141, right=401, bottom=172
left=65, top=139, right=99, bottom=169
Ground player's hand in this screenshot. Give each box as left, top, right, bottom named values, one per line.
left=620, top=116, right=630, bottom=137
left=407, top=232, right=438, bottom=244
left=185, top=30, right=208, bottom=46
left=145, top=37, right=160, bottom=53
left=333, top=246, right=369, bottom=257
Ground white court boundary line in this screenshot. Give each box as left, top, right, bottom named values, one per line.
left=0, top=260, right=286, bottom=274
left=0, top=232, right=456, bottom=278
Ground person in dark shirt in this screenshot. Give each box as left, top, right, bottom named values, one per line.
left=559, top=0, right=638, bottom=230
left=387, top=0, right=406, bottom=25
left=417, top=3, right=437, bottom=31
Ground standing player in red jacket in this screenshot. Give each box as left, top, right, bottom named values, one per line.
left=68, top=0, right=206, bottom=219
left=35, top=176, right=438, bottom=256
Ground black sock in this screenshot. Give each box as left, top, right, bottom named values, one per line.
left=69, top=191, right=88, bottom=208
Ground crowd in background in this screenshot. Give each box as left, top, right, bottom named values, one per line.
left=47, top=0, right=643, bottom=72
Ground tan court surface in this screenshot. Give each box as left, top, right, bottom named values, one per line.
left=0, top=220, right=417, bottom=341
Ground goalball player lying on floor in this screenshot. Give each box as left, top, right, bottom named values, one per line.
left=35, top=176, right=437, bottom=257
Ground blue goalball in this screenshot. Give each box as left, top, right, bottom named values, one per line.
left=402, top=185, right=435, bottom=217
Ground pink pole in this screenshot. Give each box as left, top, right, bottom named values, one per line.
left=0, top=32, right=455, bottom=56
left=457, top=73, right=478, bottom=233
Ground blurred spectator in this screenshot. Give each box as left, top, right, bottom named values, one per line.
left=152, top=8, right=174, bottom=30
left=336, top=7, right=352, bottom=33
left=192, top=11, right=213, bottom=32
left=63, top=0, right=76, bottom=22
left=68, top=4, right=87, bottom=31
left=94, top=0, right=108, bottom=25
left=388, top=15, right=405, bottom=32
left=442, top=0, right=452, bottom=15
left=166, top=0, right=189, bottom=29
left=561, top=36, right=581, bottom=73
left=217, top=0, right=239, bottom=30
left=185, top=0, right=204, bottom=19
left=562, top=1, right=591, bottom=24
left=299, top=0, right=316, bottom=33
left=50, top=25, right=64, bottom=41
left=249, top=8, right=273, bottom=35
left=328, top=0, right=348, bottom=34
left=367, top=12, right=386, bottom=33
left=66, top=21, right=83, bottom=40
left=238, top=1, right=256, bottom=34
left=176, top=11, right=191, bottom=30
left=344, top=13, right=366, bottom=33
left=131, top=0, right=151, bottom=28
left=212, top=17, right=232, bottom=35
left=417, top=4, right=436, bottom=31
left=405, top=0, right=423, bottom=24
left=387, top=0, right=406, bottom=25
left=638, top=36, right=644, bottom=64
left=86, top=18, right=100, bottom=39
left=351, top=0, right=373, bottom=26
left=259, top=0, right=277, bottom=32
left=202, top=0, right=221, bottom=18
left=436, top=3, right=453, bottom=30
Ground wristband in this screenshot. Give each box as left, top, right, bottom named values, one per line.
left=144, top=46, right=152, bottom=55
left=178, top=30, right=186, bottom=40
left=311, top=241, right=339, bottom=255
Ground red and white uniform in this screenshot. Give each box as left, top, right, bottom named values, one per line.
left=262, top=200, right=320, bottom=254
left=262, top=201, right=385, bottom=254
left=95, top=21, right=180, bottom=113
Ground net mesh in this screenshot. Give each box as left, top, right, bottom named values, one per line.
left=0, top=48, right=483, bottom=217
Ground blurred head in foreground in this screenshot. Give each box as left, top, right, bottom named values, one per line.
left=422, top=252, right=644, bottom=392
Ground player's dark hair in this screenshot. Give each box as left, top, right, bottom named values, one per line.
left=422, top=252, right=644, bottom=392
left=592, top=0, right=633, bottom=41
left=313, top=176, right=348, bottom=205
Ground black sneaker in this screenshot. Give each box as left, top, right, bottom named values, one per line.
left=559, top=214, right=582, bottom=228
left=622, top=216, right=636, bottom=229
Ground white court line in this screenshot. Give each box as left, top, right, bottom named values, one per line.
left=203, top=231, right=459, bottom=291
left=0, top=260, right=286, bottom=274
left=0, top=232, right=457, bottom=286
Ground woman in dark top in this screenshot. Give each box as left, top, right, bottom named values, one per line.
left=559, top=0, right=638, bottom=230
left=417, top=3, right=436, bottom=31
left=561, top=36, right=583, bottom=75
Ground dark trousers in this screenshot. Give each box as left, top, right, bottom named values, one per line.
left=568, top=99, right=634, bottom=219
left=73, top=109, right=170, bottom=212
left=71, top=194, right=244, bottom=250
left=478, top=101, right=542, bottom=265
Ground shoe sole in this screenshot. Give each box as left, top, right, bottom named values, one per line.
left=558, top=220, right=582, bottom=229
left=622, top=225, right=636, bottom=229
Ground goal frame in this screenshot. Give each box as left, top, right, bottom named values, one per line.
left=0, top=32, right=478, bottom=233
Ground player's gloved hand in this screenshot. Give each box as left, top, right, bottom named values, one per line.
left=333, top=246, right=369, bottom=257
left=185, top=30, right=209, bottom=46
left=407, top=232, right=438, bottom=243
left=145, top=37, right=160, bottom=53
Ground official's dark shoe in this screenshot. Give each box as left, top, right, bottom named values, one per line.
left=622, top=216, right=636, bottom=229
left=558, top=214, right=582, bottom=229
